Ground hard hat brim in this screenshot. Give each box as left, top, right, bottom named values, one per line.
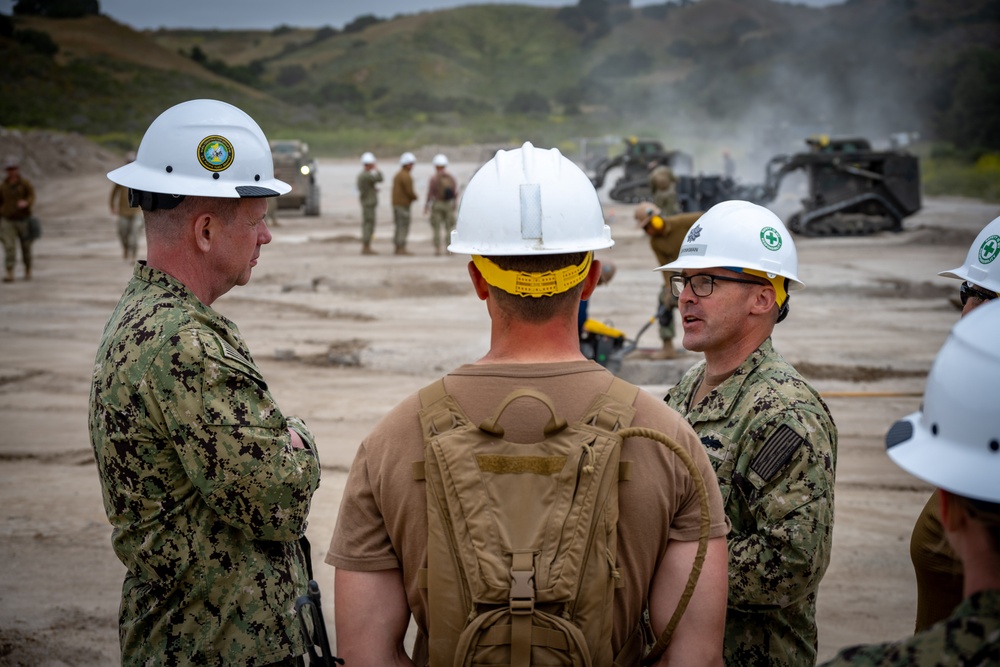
left=887, top=413, right=1000, bottom=503
left=108, top=162, right=290, bottom=198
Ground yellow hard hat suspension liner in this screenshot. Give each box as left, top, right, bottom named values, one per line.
left=473, top=252, right=593, bottom=298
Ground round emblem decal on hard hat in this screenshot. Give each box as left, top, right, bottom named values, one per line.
left=197, top=135, right=234, bottom=172
left=978, top=235, right=1000, bottom=265
left=760, top=226, right=782, bottom=251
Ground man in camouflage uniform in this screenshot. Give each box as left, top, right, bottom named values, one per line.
left=820, top=302, right=1000, bottom=666
left=424, top=153, right=458, bottom=256
left=648, top=160, right=678, bottom=216
left=0, top=157, right=37, bottom=282
left=358, top=151, right=383, bottom=255
left=660, top=200, right=837, bottom=667
left=89, top=100, right=321, bottom=666
left=109, top=151, right=143, bottom=261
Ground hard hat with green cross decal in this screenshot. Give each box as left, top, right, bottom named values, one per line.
left=656, top=200, right=804, bottom=290
left=939, top=214, right=1000, bottom=295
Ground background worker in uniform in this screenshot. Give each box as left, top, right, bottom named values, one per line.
left=908, top=213, right=1000, bottom=632
left=89, top=99, right=321, bottom=666
left=0, top=156, right=37, bottom=282
left=819, top=301, right=1000, bottom=666
left=424, top=152, right=458, bottom=256
left=357, top=150, right=383, bottom=255
left=634, top=202, right=700, bottom=359
left=108, top=151, right=143, bottom=262
left=391, top=151, right=418, bottom=256
left=660, top=200, right=838, bottom=667
left=648, top=159, right=679, bottom=216
left=328, top=142, right=730, bottom=667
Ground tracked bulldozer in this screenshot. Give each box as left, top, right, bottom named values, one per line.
left=752, top=136, right=922, bottom=237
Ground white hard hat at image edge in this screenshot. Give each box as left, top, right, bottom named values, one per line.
left=885, top=300, right=1000, bottom=503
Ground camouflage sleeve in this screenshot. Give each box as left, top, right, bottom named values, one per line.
left=726, top=410, right=836, bottom=610
left=142, top=327, right=321, bottom=543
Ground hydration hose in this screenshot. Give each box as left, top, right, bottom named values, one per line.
left=616, top=426, right=713, bottom=665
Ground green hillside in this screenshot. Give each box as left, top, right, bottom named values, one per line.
left=2, top=0, right=998, bottom=165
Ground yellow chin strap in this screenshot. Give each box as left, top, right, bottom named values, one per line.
left=472, top=252, right=593, bottom=298
left=743, top=268, right=788, bottom=307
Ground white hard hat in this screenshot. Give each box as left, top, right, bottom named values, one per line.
left=361, top=152, right=376, bottom=165
left=938, top=215, right=1000, bottom=294
left=400, top=152, right=416, bottom=165
left=432, top=153, right=448, bottom=167
left=448, top=142, right=613, bottom=256
left=107, top=99, right=289, bottom=200
left=657, top=200, right=804, bottom=290
left=886, top=300, right=1000, bottom=503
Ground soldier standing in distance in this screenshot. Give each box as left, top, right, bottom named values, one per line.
left=424, top=153, right=458, bottom=256
left=0, top=156, right=37, bottom=282
left=358, top=151, right=383, bottom=255
left=109, top=151, right=143, bottom=261
left=89, top=99, right=321, bottom=666
left=661, top=200, right=838, bottom=667
left=391, top=152, right=418, bottom=255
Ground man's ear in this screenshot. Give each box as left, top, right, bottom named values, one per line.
left=749, top=282, right=777, bottom=316
left=192, top=213, right=214, bottom=253
left=580, top=259, right=603, bottom=301
left=468, top=261, right=490, bottom=301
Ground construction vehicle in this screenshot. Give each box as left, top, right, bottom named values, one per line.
left=270, top=139, right=320, bottom=216
left=588, top=137, right=693, bottom=203
left=753, top=136, right=922, bottom=236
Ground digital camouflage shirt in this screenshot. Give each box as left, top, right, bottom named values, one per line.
left=818, top=589, right=1000, bottom=666
left=89, top=262, right=322, bottom=666
left=665, top=338, right=837, bottom=667
left=357, top=168, right=383, bottom=207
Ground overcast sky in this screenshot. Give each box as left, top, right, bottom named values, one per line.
left=1, top=0, right=845, bottom=31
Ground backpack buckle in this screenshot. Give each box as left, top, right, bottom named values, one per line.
left=509, top=552, right=535, bottom=614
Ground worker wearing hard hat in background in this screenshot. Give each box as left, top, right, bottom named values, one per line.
left=660, top=200, right=838, bottom=667
left=819, top=301, right=1000, bottom=666
left=391, top=152, right=418, bottom=256
left=424, top=153, right=458, bottom=256
left=907, top=213, right=1000, bottom=633
left=0, top=156, right=37, bottom=282
left=329, top=142, right=730, bottom=666
left=357, top=151, right=383, bottom=255
left=634, top=202, right=700, bottom=359
left=108, top=151, right=142, bottom=262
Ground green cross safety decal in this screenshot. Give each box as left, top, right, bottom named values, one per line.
left=760, top=226, right=782, bottom=251
left=979, top=235, right=1000, bottom=265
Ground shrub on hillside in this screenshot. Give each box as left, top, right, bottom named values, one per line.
left=505, top=91, right=551, bottom=115
left=13, top=0, right=98, bottom=18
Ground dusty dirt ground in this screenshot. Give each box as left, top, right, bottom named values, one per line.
left=0, top=152, right=997, bottom=665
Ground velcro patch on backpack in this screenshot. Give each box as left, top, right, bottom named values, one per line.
left=750, top=424, right=805, bottom=483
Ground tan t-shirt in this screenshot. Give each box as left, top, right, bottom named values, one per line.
left=327, top=360, right=728, bottom=662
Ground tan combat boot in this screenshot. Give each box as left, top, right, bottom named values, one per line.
left=649, top=339, right=679, bottom=360
left=361, top=243, right=377, bottom=255
left=395, top=246, right=413, bottom=256
left=3, top=268, right=13, bottom=283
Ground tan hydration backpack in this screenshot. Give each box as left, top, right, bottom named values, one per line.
left=415, top=378, right=640, bottom=666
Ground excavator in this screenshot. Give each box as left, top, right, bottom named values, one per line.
left=588, top=137, right=693, bottom=203
left=589, top=134, right=922, bottom=237
left=754, top=135, right=922, bottom=236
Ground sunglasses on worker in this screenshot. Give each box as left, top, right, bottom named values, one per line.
left=670, top=273, right=769, bottom=298
left=960, top=281, right=998, bottom=306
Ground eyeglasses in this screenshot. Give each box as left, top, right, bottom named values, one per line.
left=670, top=273, right=769, bottom=298
left=960, top=281, right=998, bottom=306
